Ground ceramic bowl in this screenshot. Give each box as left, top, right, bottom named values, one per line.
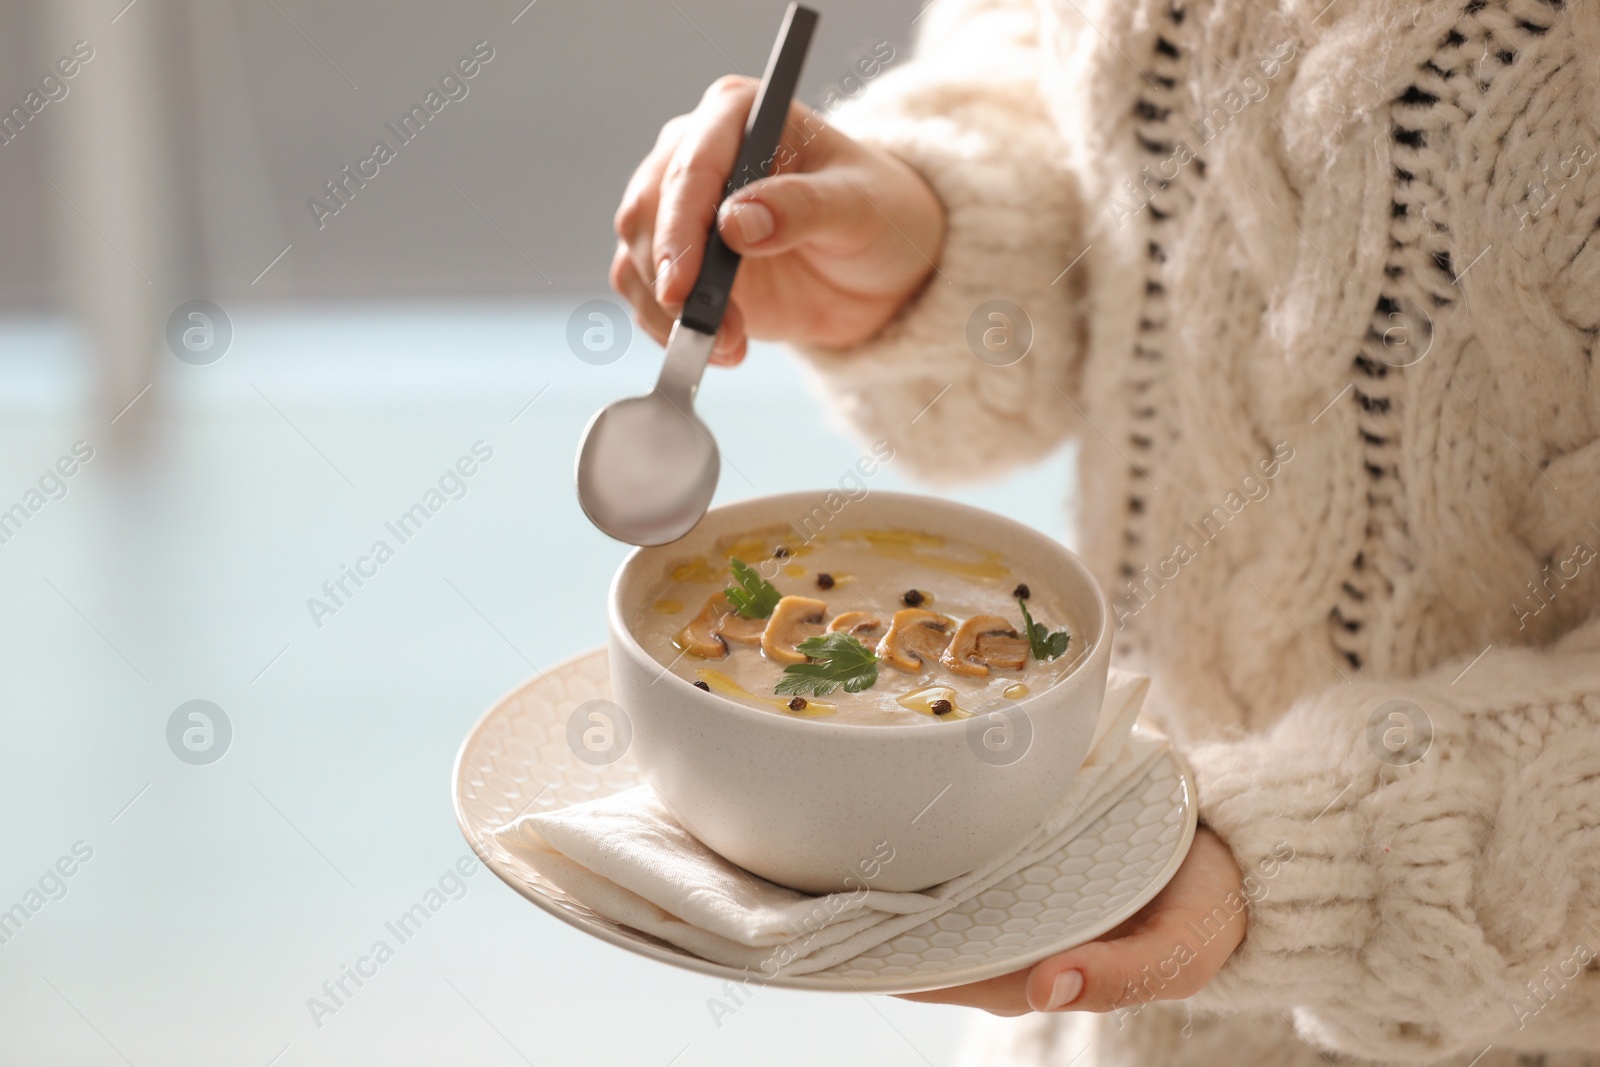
left=607, top=491, right=1112, bottom=893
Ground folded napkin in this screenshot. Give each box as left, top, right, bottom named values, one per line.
left=492, top=668, right=1166, bottom=978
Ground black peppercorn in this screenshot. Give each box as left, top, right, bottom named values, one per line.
left=1014, top=583, right=1031, bottom=599
left=903, top=589, right=924, bottom=607
left=693, top=680, right=710, bottom=691
left=773, top=545, right=790, bottom=558
left=930, top=699, right=953, bottom=716
left=816, top=573, right=835, bottom=590
left=788, top=696, right=808, bottom=711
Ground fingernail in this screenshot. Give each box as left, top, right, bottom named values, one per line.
left=1045, top=969, right=1083, bottom=1010
left=723, top=200, right=774, bottom=245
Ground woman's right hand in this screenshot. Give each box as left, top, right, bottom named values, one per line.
left=611, top=75, right=946, bottom=365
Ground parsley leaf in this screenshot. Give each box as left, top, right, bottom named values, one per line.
left=1018, top=597, right=1071, bottom=661
left=725, top=557, right=782, bottom=619
left=774, top=632, right=880, bottom=696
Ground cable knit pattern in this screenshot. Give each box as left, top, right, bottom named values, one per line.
left=789, top=0, right=1600, bottom=1064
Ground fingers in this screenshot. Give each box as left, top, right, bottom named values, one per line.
left=1025, top=832, right=1248, bottom=1014
left=1025, top=920, right=1225, bottom=1014
left=1024, top=934, right=1187, bottom=1014
left=653, top=76, right=760, bottom=307
left=615, top=116, right=689, bottom=300
left=613, top=75, right=858, bottom=354
left=610, top=243, right=675, bottom=346
left=891, top=830, right=1249, bottom=1019
left=717, top=170, right=866, bottom=257
left=613, top=77, right=758, bottom=361
left=895, top=969, right=1034, bottom=1018
left=610, top=243, right=747, bottom=366
left=709, top=299, right=747, bottom=366
left=893, top=916, right=1208, bottom=1019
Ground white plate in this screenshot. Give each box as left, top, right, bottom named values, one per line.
left=453, top=647, right=1197, bottom=994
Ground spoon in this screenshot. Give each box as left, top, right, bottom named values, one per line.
left=576, top=3, right=818, bottom=546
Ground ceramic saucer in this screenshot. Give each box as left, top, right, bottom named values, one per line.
left=453, top=647, right=1197, bottom=994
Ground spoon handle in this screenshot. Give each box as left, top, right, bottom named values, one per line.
left=677, top=3, right=818, bottom=338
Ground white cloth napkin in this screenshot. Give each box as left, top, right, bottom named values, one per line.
left=492, top=668, right=1165, bottom=978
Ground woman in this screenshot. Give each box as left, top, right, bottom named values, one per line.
left=611, top=1, right=1600, bottom=1064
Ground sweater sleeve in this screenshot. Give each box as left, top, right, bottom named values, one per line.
left=1182, top=612, right=1600, bottom=1062
left=789, top=0, right=1090, bottom=486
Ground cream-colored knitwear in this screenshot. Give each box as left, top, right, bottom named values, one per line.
left=792, top=0, right=1600, bottom=1065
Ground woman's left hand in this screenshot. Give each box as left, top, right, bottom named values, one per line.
left=897, top=827, right=1246, bottom=1016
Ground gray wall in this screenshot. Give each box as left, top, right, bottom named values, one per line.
left=0, top=0, right=922, bottom=309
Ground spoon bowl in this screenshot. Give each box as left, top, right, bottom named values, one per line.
left=576, top=389, right=721, bottom=546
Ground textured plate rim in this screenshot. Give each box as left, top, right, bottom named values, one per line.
left=452, top=650, right=1199, bottom=995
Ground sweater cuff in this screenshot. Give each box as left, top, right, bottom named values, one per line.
left=1181, top=719, right=1378, bottom=1021
left=1172, top=666, right=1591, bottom=1062
left=789, top=74, right=1088, bottom=485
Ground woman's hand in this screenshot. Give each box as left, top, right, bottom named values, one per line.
left=898, top=828, right=1247, bottom=1016
left=611, top=75, right=945, bottom=365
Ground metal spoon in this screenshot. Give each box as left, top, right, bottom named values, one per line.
left=576, top=3, right=818, bottom=546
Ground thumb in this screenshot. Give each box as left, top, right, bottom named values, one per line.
left=716, top=172, right=865, bottom=256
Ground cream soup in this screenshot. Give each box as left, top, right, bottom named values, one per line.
left=635, top=525, right=1087, bottom=725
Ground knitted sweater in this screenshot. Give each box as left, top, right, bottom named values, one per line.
left=793, top=1, right=1600, bottom=1064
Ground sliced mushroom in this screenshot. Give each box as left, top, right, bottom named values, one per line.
left=941, top=615, right=1028, bottom=676
left=978, top=631, right=1030, bottom=670
left=717, top=603, right=767, bottom=647
left=761, top=595, right=828, bottom=664
left=676, top=593, right=731, bottom=659
left=675, top=591, right=768, bottom=658
left=826, top=610, right=886, bottom=643
left=876, top=609, right=953, bottom=672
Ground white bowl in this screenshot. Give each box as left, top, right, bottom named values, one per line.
left=607, top=491, right=1112, bottom=894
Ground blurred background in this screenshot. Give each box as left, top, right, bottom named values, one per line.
left=0, top=0, right=1078, bottom=1062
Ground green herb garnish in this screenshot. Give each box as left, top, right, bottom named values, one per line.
left=1018, top=597, right=1070, bottom=661
left=725, top=557, right=782, bottom=619
left=775, top=632, right=880, bottom=696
